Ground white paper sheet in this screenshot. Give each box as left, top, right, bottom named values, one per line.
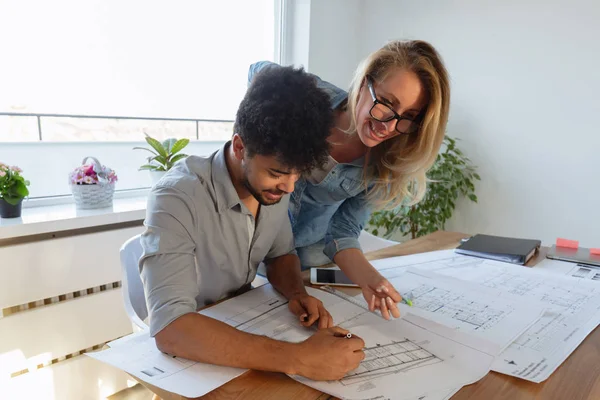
left=89, top=283, right=494, bottom=399
left=291, top=316, right=494, bottom=400
left=405, top=387, right=461, bottom=400
left=344, top=268, right=546, bottom=353
left=87, top=331, right=246, bottom=398
left=370, top=251, right=600, bottom=383
left=537, top=258, right=600, bottom=281
left=89, top=285, right=296, bottom=398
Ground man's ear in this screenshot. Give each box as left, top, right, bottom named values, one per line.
left=231, top=134, right=246, bottom=161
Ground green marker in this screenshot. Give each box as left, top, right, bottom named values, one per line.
left=401, top=295, right=413, bottom=307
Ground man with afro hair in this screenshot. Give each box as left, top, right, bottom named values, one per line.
left=139, top=65, right=365, bottom=385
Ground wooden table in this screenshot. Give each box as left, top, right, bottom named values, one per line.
left=178, top=231, right=600, bottom=400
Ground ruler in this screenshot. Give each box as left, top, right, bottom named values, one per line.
left=320, top=285, right=385, bottom=319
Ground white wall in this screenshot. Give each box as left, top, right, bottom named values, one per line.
left=306, top=0, right=365, bottom=89
left=282, top=0, right=312, bottom=68
left=355, top=0, right=600, bottom=247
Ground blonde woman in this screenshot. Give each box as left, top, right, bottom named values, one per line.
left=249, top=40, right=450, bottom=320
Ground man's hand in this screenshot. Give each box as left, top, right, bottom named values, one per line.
left=288, top=293, right=334, bottom=329
left=361, top=273, right=402, bottom=320
left=292, top=327, right=365, bottom=380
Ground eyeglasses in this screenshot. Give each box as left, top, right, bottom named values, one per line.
left=366, top=76, right=422, bottom=135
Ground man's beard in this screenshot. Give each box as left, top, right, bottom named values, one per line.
left=242, top=172, right=284, bottom=206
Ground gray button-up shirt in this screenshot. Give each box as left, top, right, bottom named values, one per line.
left=140, top=143, right=296, bottom=336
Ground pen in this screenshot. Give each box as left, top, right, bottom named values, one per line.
left=401, top=296, right=413, bottom=307
left=334, top=332, right=354, bottom=339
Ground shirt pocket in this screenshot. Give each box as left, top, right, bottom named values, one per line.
left=320, top=178, right=364, bottom=202
left=340, top=178, right=366, bottom=198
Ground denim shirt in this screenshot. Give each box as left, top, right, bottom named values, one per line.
left=248, top=61, right=372, bottom=264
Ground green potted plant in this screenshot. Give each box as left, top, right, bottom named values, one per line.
left=134, top=134, right=190, bottom=185
left=368, top=136, right=480, bottom=240
left=0, top=162, right=30, bottom=218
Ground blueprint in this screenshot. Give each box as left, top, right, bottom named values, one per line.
left=88, top=330, right=246, bottom=398
left=537, top=258, right=600, bottom=281
left=89, top=283, right=495, bottom=399
left=342, top=269, right=546, bottom=353
left=370, top=250, right=600, bottom=383
left=291, top=315, right=494, bottom=400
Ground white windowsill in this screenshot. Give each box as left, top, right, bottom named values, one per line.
left=0, top=196, right=148, bottom=241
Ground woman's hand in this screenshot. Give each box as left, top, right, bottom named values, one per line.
left=333, top=248, right=403, bottom=320
left=360, top=274, right=402, bottom=320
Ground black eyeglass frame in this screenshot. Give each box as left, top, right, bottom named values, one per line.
left=366, top=75, right=422, bottom=135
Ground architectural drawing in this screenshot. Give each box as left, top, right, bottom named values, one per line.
left=293, top=316, right=494, bottom=400
left=339, top=268, right=545, bottom=353
left=406, top=284, right=507, bottom=331
left=369, top=251, right=600, bottom=383
left=91, top=280, right=496, bottom=399
left=341, top=339, right=442, bottom=385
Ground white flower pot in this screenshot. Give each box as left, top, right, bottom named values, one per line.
left=149, top=170, right=167, bottom=186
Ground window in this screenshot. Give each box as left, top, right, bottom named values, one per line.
left=0, top=0, right=282, bottom=199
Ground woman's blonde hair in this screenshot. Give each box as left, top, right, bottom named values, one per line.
left=346, top=40, right=450, bottom=209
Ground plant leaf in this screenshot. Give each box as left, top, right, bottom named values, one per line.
left=170, top=153, right=188, bottom=164
left=170, top=139, right=190, bottom=155
left=2, top=196, right=22, bottom=205
left=145, top=136, right=168, bottom=158
left=154, top=155, right=168, bottom=166
left=139, top=164, right=160, bottom=171
left=162, top=138, right=177, bottom=153
left=367, top=134, right=480, bottom=239
left=13, top=180, right=29, bottom=198
left=133, top=146, right=158, bottom=156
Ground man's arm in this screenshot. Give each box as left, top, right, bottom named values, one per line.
left=265, top=253, right=305, bottom=300
left=156, top=312, right=297, bottom=373
left=143, top=185, right=360, bottom=380
left=264, top=203, right=333, bottom=329
left=156, top=313, right=363, bottom=381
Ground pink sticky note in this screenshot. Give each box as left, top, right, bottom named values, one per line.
left=556, top=238, right=579, bottom=249
left=591, top=248, right=600, bottom=256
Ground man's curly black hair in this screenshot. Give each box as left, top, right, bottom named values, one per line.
left=234, top=65, right=332, bottom=174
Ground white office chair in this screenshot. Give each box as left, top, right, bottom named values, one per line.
left=358, top=230, right=399, bottom=253
left=120, top=234, right=149, bottom=331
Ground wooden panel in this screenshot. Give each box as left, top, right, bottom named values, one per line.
left=0, top=288, right=132, bottom=373
left=0, top=225, right=144, bottom=308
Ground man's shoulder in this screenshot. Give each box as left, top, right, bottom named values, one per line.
left=151, top=155, right=216, bottom=203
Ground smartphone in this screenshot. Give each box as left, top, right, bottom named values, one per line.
left=310, top=268, right=360, bottom=287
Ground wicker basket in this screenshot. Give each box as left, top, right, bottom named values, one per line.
left=70, top=156, right=115, bottom=209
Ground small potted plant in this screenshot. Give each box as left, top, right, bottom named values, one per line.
left=69, top=157, right=118, bottom=209
left=134, top=134, right=189, bottom=185
left=0, top=162, right=30, bottom=218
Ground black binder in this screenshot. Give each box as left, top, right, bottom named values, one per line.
left=455, top=234, right=541, bottom=265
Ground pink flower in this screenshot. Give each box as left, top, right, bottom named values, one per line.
left=0, top=162, right=7, bottom=170
left=83, top=164, right=95, bottom=176
left=0, top=170, right=5, bottom=178
left=10, top=166, right=23, bottom=173
left=83, top=176, right=95, bottom=184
